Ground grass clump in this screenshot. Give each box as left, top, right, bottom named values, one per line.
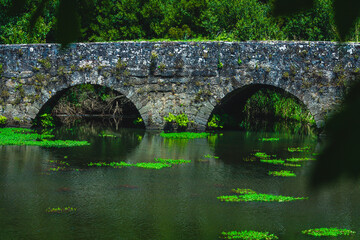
left=260, top=159, right=284, bottom=165
left=220, top=230, right=278, bottom=240
left=46, top=207, right=76, bottom=213
left=302, top=228, right=356, bottom=237
left=268, top=170, right=296, bottom=177
left=203, top=154, right=219, bottom=159
left=259, top=138, right=279, bottom=142
left=99, top=132, right=117, bottom=138
left=286, top=158, right=315, bottom=162
left=160, top=132, right=210, bottom=139
left=288, top=146, right=310, bottom=152
left=155, top=158, right=191, bottom=164
left=0, top=128, right=90, bottom=147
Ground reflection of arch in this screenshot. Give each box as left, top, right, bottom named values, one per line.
left=34, top=84, right=145, bottom=129
left=205, top=83, right=315, bottom=129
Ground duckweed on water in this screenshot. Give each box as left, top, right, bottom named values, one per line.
left=254, top=152, right=272, bottom=159
left=0, top=128, right=90, bottom=147
left=231, top=189, right=257, bottom=194
left=218, top=188, right=307, bottom=202
left=88, top=161, right=172, bottom=169
left=155, top=158, right=191, bottom=164
left=220, top=230, right=278, bottom=240
left=47, top=160, right=70, bottom=166
left=46, top=207, right=76, bottom=213
left=286, top=157, right=315, bottom=162
left=160, top=132, right=210, bottom=139
left=282, top=163, right=302, bottom=167
left=268, top=170, right=296, bottom=177
left=260, top=159, right=285, bottom=165
left=259, top=138, right=279, bottom=142
left=288, top=146, right=310, bottom=152
left=203, top=154, right=219, bottom=159
left=302, top=228, right=356, bottom=237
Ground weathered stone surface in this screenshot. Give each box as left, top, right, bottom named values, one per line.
left=1, top=41, right=359, bottom=129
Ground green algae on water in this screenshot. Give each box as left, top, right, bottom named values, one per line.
left=231, top=189, right=257, bottom=194
left=302, top=228, right=356, bottom=237
left=0, top=128, right=90, bottom=147
left=286, top=157, right=315, bottom=162
left=218, top=188, right=307, bottom=202
left=259, top=138, right=279, bottom=142
left=88, top=161, right=172, bottom=169
left=288, top=146, right=310, bottom=152
left=155, top=158, right=191, bottom=164
left=268, top=170, right=296, bottom=177
left=203, top=154, right=219, bottom=159
left=160, top=132, right=210, bottom=139
left=260, top=159, right=284, bottom=165
left=220, top=230, right=278, bottom=240
left=282, top=163, right=302, bottom=167
left=254, top=152, right=271, bottom=159
left=46, top=207, right=76, bottom=213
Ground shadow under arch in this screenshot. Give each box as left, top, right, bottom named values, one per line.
left=35, top=84, right=145, bottom=129
left=207, top=83, right=315, bottom=133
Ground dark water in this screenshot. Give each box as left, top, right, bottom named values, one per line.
left=0, top=125, right=359, bottom=240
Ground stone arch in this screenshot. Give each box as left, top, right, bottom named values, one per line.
left=202, top=83, right=318, bottom=129
left=32, top=83, right=146, bottom=128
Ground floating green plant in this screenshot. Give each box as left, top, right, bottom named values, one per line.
left=260, top=159, right=284, bottom=165
left=48, top=166, right=67, bottom=172
left=203, top=154, right=219, bottom=159
left=99, top=132, right=117, bottom=138
left=282, top=163, right=302, bottom=167
left=218, top=188, right=307, bottom=202
left=302, top=228, right=356, bottom=237
left=254, top=152, right=271, bottom=159
left=88, top=161, right=171, bottom=169
left=155, top=158, right=191, bottom=164
left=220, top=230, right=278, bottom=240
left=0, top=128, right=90, bottom=147
left=46, top=207, right=76, bottom=213
left=268, top=170, right=296, bottom=177
left=231, top=189, right=257, bottom=194
left=160, top=132, right=210, bottom=139
left=288, top=146, right=310, bottom=152
left=286, top=157, right=315, bottom=162
left=47, top=160, right=70, bottom=166
left=259, top=138, right=279, bottom=142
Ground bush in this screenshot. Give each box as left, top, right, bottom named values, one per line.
left=0, top=116, right=7, bottom=126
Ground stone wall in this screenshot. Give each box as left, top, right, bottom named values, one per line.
left=1, top=41, right=359, bottom=129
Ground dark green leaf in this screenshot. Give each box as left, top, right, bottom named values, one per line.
left=334, top=0, right=360, bottom=40
left=272, top=0, right=314, bottom=16
left=56, top=0, right=81, bottom=47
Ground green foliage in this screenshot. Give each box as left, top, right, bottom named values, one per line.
left=243, top=89, right=316, bottom=125
left=160, top=132, right=210, bottom=139
left=254, top=152, right=271, bottom=159
left=288, top=146, right=310, bottom=152
left=164, top=113, right=177, bottom=123
left=268, top=170, right=296, bottom=177
left=208, top=114, right=224, bottom=129
left=218, top=193, right=307, bottom=202
left=88, top=161, right=174, bottom=169
left=231, top=189, right=257, bottom=194
left=39, top=113, right=54, bottom=128
left=286, top=157, right=315, bottom=162
left=133, top=117, right=143, bottom=125
left=203, top=154, right=219, bottom=159
left=259, top=138, right=279, bottom=141
left=302, top=228, right=356, bottom=237
left=0, top=116, right=7, bottom=126
left=0, top=128, right=90, bottom=147
left=220, top=230, right=278, bottom=240
left=164, top=112, right=190, bottom=128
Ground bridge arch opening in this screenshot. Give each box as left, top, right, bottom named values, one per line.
left=207, top=84, right=315, bottom=133
left=35, top=84, right=145, bottom=129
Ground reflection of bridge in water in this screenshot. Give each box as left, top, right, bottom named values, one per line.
left=1, top=41, right=358, bottom=129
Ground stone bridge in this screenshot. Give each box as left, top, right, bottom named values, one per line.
left=1, top=41, right=359, bottom=130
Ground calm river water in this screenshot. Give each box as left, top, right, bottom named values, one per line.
left=0, top=125, right=359, bottom=240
